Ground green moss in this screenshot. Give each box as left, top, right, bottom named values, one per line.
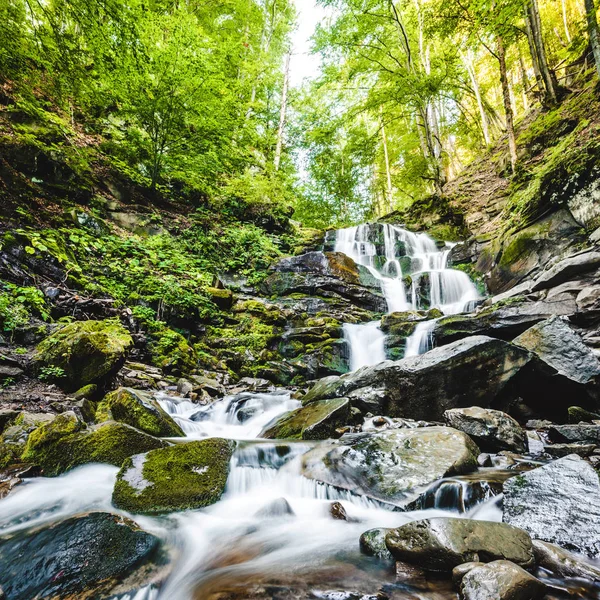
left=21, top=415, right=166, bottom=476
left=34, top=319, right=133, bottom=391
left=72, top=384, right=99, bottom=400
left=112, top=438, right=235, bottom=514
left=96, top=388, right=184, bottom=437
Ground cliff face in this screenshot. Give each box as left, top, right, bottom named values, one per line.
left=392, top=80, right=600, bottom=296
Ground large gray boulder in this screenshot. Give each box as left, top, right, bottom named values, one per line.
left=513, top=317, right=600, bottom=385
left=444, top=407, right=527, bottom=453
left=302, top=336, right=530, bottom=421
left=301, top=426, right=479, bottom=505
left=533, top=540, right=600, bottom=582
left=459, top=560, right=546, bottom=600
left=531, top=251, right=600, bottom=292
left=503, top=454, right=600, bottom=557
left=385, top=518, right=535, bottom=572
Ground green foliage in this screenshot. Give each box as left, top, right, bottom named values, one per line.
left=38, top=366, right=67, bottom=382
left=0, top=281, right=50, bottom=333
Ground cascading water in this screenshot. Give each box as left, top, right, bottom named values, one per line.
left=335, top=224, right=480, bottom=366
left=342, top=321, right=386, bottom=371
left=0, top=390, right=505, bottom=600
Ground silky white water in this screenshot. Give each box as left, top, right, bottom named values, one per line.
left=335, top=224, right=480, bottom=366
left=0, top=390, right=503, bottom=600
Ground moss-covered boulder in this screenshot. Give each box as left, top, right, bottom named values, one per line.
left=34, top=319, right=133, bottom=391
left=112, top=438, right=235, bottom=514
left=96, top=388, right=184, bottom=437
left=21, top=413, right=167, bottom=476
left=261, top=397, right=350, bottom=440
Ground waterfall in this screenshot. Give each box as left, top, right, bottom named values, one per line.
left=335, top=223, right=480, bottom=367
left=343, top=321, right=386, bottom=371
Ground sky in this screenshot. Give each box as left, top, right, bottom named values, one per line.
left=290, top=0, right=329, bottom=87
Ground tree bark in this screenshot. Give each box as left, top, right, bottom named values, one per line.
left=497, top=36, right=518, bottom=172
left=274, top=51, right=290, bottom=171
left=527, top=0, right=558, bottom=103
left=562, top=0, right=572, bottom=43
left=465, top=53, right=491, bottom=144
left=380, top=106, right=394, bottom=213
left=525, top=10, right=546, bottom=96
left=585, top=0, right=600, bottom=79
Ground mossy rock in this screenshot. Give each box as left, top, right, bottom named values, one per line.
left=72, top=384, right=99, bottom=400
left=261, top=397, right=350, bottom=440
left=34, top=319, right=133, bottom=391
left=147, top=326, right=197, bottom=375
left=206, top=287, right=234, bottom=310
left=112, top=438, right=235, bottom=514
left=21, top=413, right=167, bottom=476
left=96, top=388, right=185, bottom=437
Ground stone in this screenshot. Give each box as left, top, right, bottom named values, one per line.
left=301, top=427, right=479, bottom=505
left=261, top=398, right=350, bottom=440
left=21, top=414, right=167, bottom=476
left=452, top=562, right=484, bottom=586
left=359, top=528, right=394, bottom=561
left=533, top=539, right=600, bottom=581
left=444, top=407, right=527, bottom=453
left=531, top=251, right=600, bottom=292
left=385, top=519, right=535, bottom=572
left=95, top=387, right=184, bottom=437
left=112, top=438, right=235, bottom=514
left=302, top=336, right=530, bottom=422
left=503, top=454, right=600, bottom=557
left=513, top=317, right=600, bottom=385
left=177, top=378, right=194, bottom=397
left=544, top=443, right=596, bottom=457
left=254, top=497, right=294, bottom=518
left=72, top=383, right=98, bottom=400
left=0, top=512, right=161, bottom=600
left=329, top=501, right=349, bottom=521
left=459, top=560, right=546, bottom=600
left=568, top=405, right=600, bottom=423
left=549, top=423, right=600, bottom=444
left=34, top=319, right=133, bottom=391
left=576, top=286, right=600, bottom=310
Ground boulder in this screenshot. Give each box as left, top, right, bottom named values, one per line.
left=359, top=528, right=394, bottom=561
left=385, top=519, right=535, bottom=572
left=452, top=562, right=484, bottom=587
left=96, top=388, right=184, bottom=437
left=459, top=560, right=546, bottom=600
left=112, top=438, right=234, bottom=514
left=503, top=454, right=600, bottom=557
left=568, top=405, right=600, bottom=423
left=21, top=413, right=166, bottom=476
left=301, top=427, right=479, bottom=504
left=531, top=251, right=600, bottom=292
left=533, top=539, right=600, bottom=581
left=444, top=407, right=527, bottom=453
left=261, top=398, right=350, bottom=440
left=513, top=317, right=600, bottom=385
left=549, top=423, right=600, bottom=444
left=302, top=336, right=530, bottom=421
left=261, top=251, right=387, bottom=313
left=34, top=319, right=133, bottom=391
left=0, top=512, right=161, bottom=600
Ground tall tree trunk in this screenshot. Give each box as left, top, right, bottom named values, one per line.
left=585, top=0, right=600, bottom=79
left=465, top=53, right=491, bottom=144
left=562, top=0, right=572, bottom=43
left=527, top=0, right=558, bottom=103
left=525, top=11, right=546, bottom=96
left=380, top=107, right=394, bottom=213
left=497, top=36, right=518, bottom=172
left=517, top=46, right=531, bottom=110
left=274, top=52, right=291, bottom=171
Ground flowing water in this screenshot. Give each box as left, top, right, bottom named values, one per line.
left=334, top=224, right=480, bottom=367
left=0, top=391, right=507, bottom=600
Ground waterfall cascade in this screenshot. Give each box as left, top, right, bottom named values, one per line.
left=335, top=224, right=480, bottom=366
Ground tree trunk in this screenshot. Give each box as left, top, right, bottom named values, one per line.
left=525, top=11, right=546, bottom=96
left=562, top=0, right=572, bottom=43
left=497, top=36, right=518, bottom=172
left=465, top=53, right=491, bottom=145
left=528, top=0, right=558, bottom=103
left=274, top=52, right=291, bottom=171
left=517, top=46, right=531, bottom=110
left=585, top=0, right=600, bottom=79
left=380, top=107, right=394, bottom=213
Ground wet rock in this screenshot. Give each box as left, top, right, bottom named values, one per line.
left=459, top=560, right=546, bottom=600
left=21, top=413, right=167, bottom=476
left=549, top=423, right=600, bottom=444
left=531, top=250, right=600, bottom=292
left=452, top=561, right=484, bottom=586
left=112, top=438, right=235, bottom=514
left=72, top=383, right=98, bottom=400
left=255, top=497, right=295, bottom=518
left=385, top=519, right=535, bottom=572
left=34, top=319, right=133, bottom=391
left=568, top=406, right=600, bottom=423
left=302, top=336, right=530, bottom=422
left=444, top=407, right=527, bottom=453
left=503, top=454, right=600, bottom=557
left=177, top=378, right=194, bottom=397
left=544, top=443, right=596, bottom=457
left=262, top=398, right=350, bottom=440
left=0, top=512, right=161, bottom=600
left=359, top=528, right=393, bottom=561
left=533, top=539, right=600, bottom=581
left=330, top=501, right=350, bottom=521
left=513, top=317, right=600, bottom=385
left=301, top=426, right=479, bottom=504
left=95, top=387, right=184, bottom=437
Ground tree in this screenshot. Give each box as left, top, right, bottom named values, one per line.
left=585, top=0, right=600, bottom=79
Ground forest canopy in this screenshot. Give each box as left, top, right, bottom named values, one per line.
left=1, top=0, right=600, bottom=228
